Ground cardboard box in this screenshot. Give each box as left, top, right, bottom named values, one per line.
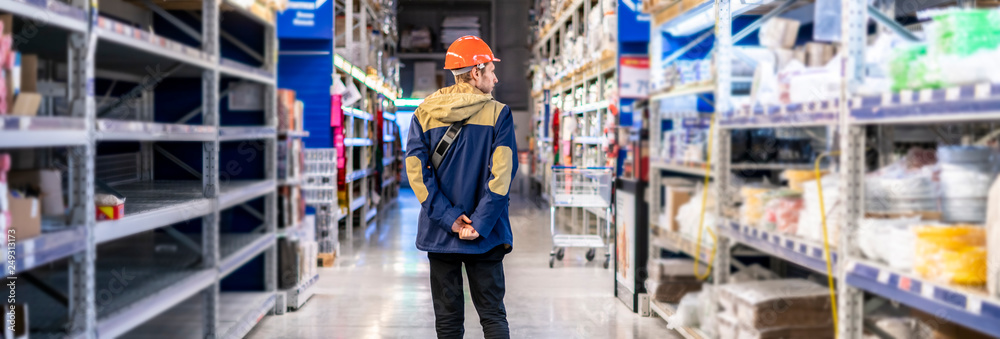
left=806, top=42, right=836, bottom=67
left=10, top=92, right=41, bottom=116
left=774, top=48, right=795, bottom=69
left=317, top=252, right=336, bottom=267
left=8, top=169, right=64, bottom=217
left=794, top=46, right=808, bottom=65
left=20, top=54, right=35, bottom=92
left=759, top=18, right=800, bottom=49
left=665, top=186, right=693, bottom=232
left=7, top=193, right=40, bottom=240
left=988, top=175, right=999, bottom=296
left=911, top=308, right=994, bottom=339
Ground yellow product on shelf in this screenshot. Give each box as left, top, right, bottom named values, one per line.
left=740, top=185, right=774, bottom=227
left=783, top=169, right=828, bottom=192
left=914, top=225, right=987, bottom=285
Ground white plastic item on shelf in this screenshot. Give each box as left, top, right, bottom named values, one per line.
left=988, top=174, right=1000, bottom=296
left=797, top=175, right=841, bottom=246
left=938, top=145, right=998, bottom=223
left=729, top=264, right=780, bottom=284
left=666, top=292, right=702, bottom=330
left=675, top=184, right=717, bottom=247
left=699, top=284, right=719, bottom=338
left=858, top=217, right=921, bottom=271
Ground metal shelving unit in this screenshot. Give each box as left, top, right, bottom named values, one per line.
left=529, top=0, right=618, bottom=232
left=0, top=0, right=282, bottom=336
left=642, top=0, right=1000, bottom=336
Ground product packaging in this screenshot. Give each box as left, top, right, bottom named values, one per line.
left=913, top=225, right=986, bottom=285
left=716, top=279, right=833, bottom=330
left=988, top=174, right=1000, bottom=296
left=759, top=18, right=800, bottom=49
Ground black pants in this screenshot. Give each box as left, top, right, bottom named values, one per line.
left=428, top=245, right=510, bottom=339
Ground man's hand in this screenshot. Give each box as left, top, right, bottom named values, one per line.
left=459, top=226, right=480, bottom=240
left=451, top=215, right=472, bottom=233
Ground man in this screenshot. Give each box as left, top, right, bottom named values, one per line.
left=405, top=35, right=517, bottom=339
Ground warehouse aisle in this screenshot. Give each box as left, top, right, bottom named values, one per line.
left=249, top=189, right=680, bottom=338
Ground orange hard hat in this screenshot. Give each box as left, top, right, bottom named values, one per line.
left=444, top=36, right=500, bottom=70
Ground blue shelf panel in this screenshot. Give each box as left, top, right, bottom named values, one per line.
left=846, top=259, right=1000, bottom=337
left=722, top=221, right=838, bottom=275
left=344, top=138, right=374, bottom=147
left=343, top=107, right=374, bottom=121
left=722, top=100, right=840, bottom=129
left=850, top=83, right=1000, bottom=124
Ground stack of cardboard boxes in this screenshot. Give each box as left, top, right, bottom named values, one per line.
left=717, top=279, right=834, bottom=339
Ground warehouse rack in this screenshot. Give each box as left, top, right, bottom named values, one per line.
left=639, top=0, right=1000, bottom=337
left=529, top=0, right=618, bottom=233
left=332, top=0, right=400, bottom=241
left=0, top=0, right=282, bottom=336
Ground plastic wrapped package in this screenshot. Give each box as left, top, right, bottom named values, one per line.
left=717, top=279, right=833, bottom=330
left=762, top=190, right=803, bottom=234
left=740, top=185, right=775, bottom=227
left=939, top=145, right=998, bottom=223
left=676, top=185, right=718, bottom=247
left=914, top=225, right=986, bottom=285
left=729, top=264, right=780, bottom=284
left=858, top=217, right=920, bottom=271
left=699, top=284, right=719, bottom=338
left=648, top=258, right=699, bottom=281
left=865, top=163, right=938, bottom=214
left=782, top=170, right=826, bottom=192
left=989, top=175, right=1000, bottom=296
left=666, top=293, right=702, bottom=330
left=646, top=279, right=703, bottom=303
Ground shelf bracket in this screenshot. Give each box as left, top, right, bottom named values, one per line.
left=98, top=63, right=186, bottom=118
left=24, top=272, right=69, bottom=306
left=733, top=0, right=801, bottom=43
left=175, top=88, right=233, bottom=124
left=163, top=227, right=203, bottom=255
left=239, top=203, right=266, bottom=221
left=153, top=145, right=203, bottom=179
left=659, top=30, right=714, bottom=69
left=867, top=5, right=921, bottom=42
left=186, top=11, right=265, bottom=63
left=139, top=0, right=203, bottom=44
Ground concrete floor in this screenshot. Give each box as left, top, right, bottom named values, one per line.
left=248, top=189, right=680, bottom=339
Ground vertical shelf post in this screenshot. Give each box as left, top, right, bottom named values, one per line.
left=67, top=12, right=97, bottom=336
left=202, top=0, right=221, bottom=336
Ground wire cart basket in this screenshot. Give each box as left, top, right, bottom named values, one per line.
left=549, top=166, right=613, bottom=268
left=302, top=148, right=339, bottom=254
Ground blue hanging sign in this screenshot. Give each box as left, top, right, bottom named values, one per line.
left=278, top=0, right=333, bottom=39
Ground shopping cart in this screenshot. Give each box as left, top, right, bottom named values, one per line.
left=549, top=166, right=614, bottom=268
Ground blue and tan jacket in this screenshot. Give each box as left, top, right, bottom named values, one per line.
left=405, top=83, right=518, bottom=254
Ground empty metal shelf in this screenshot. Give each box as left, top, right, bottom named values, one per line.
left=219, top=179, right=276, bottom=210
left=219, top=233, right=275, bottom=277
left=0, top=116, right=88, bottom=148
left=96, top=181, right=212, bottom=244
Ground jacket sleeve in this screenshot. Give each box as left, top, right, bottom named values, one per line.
left=469, top=106, right=519, bottom=237
left=405, top=116, right=466, bottom=233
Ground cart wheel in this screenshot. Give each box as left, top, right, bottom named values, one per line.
left=549, top=257, right=555, bottom=268
left=556, top=248, right=565, bottom=261
left=586, top=249, right=596, bottom=262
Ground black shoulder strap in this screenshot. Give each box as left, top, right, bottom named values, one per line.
left=430, top=101, right=502, bottom=169
left=431, top=119, right=467, bottom=169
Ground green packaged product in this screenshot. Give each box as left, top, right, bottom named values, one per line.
left=928, top=9, right=1000, bottom=58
